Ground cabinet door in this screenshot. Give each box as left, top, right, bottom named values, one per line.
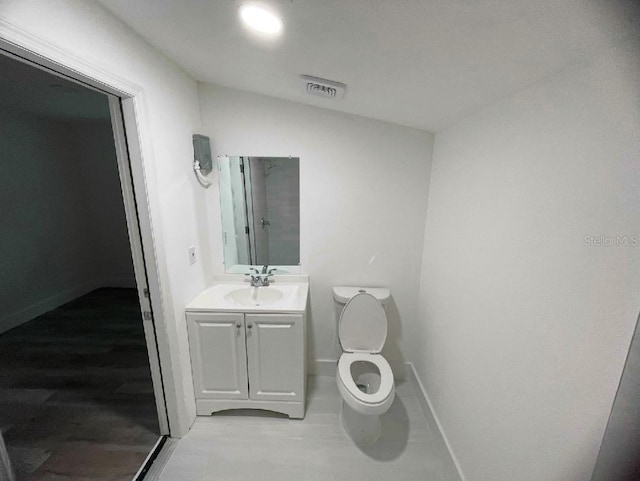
left=245, top=313, right=304, bottom=402
left=186, top=312, right=248, bottom=400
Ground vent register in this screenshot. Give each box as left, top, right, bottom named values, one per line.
left=300, top=75, right=346, bottom=100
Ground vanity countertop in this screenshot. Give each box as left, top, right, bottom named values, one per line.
left=186, top=275, right=309, bottom=313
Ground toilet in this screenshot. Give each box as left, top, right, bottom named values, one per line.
left=333, top=287, right=395, bottom=445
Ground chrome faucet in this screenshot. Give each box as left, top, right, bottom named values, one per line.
left=245, top=267, right=277, bottom=287
left=245, top=268, right=261, bottom=287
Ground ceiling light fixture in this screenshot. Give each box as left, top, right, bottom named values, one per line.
left=239, top=4, right=283, bottom=35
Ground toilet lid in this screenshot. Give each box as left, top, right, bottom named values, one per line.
left=339, top=293, right=387, bottom=353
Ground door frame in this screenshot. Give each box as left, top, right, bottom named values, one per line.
left=0, top=29, right=183, bottom=435
left=240, top=157, right=257, bottom=265
left=108, top=97, right=169, bottom=434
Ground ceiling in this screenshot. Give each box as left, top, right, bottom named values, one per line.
left=0, top=54, right=111, bottom=122
left=99, top=0, right=639, bottom=132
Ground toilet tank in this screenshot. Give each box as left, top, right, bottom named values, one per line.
left=332, top=287, right=391, bottom=307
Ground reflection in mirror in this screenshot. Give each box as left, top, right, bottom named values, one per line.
left=218, top=156, right=300, bottom=273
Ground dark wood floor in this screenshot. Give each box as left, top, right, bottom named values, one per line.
left=0, top=288, right=160, bottom=481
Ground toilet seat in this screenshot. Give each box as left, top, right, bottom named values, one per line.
left=336, top=291, right=395, bottom=417
left=337, top=352, right=395, bottom=415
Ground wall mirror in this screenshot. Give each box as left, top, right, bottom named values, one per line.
left=217, top=156, right=300, bottom=274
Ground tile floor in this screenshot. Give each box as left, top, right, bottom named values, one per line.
left=0, top=288, right=160, bottom=481
left=155, top=376, right=459, bottom=481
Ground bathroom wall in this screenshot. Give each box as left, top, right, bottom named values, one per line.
left=0, top=0, right=211, bottom=435
left=198, top=84, right=434, bottom=370
left=0, top=108, right=134, bottom=334
left=415, top=46, right=640, bottom=481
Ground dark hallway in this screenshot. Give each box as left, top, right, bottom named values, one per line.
left=0, top=288, right=159, bottom=480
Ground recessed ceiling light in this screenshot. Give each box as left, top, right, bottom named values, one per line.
left=239, top=4, right=283, bottom=35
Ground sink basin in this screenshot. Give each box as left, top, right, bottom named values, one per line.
left=186, top=279, right=308, bottom=312
left=224, top=286, right=285, bottom=307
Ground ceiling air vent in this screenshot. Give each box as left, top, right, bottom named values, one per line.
left=300, top=75, right=346, bottom=100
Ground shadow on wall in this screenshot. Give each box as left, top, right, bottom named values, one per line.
left=591, top=309, right=640, bottom=481
left=383, top=297, right=406, bottom=370
left=305, top=288, right=317, bottom=367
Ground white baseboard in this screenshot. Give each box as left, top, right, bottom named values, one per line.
left=390, top=360, right=408, bottom=380
left=0, top=278, right=138, bottom=335
left=406, top=362, right=466, bottom=481
left=310, top=359, right=337, bottom=376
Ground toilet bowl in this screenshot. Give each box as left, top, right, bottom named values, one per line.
left=334, top=288, right=395, bottom=445
left=337, top=352, right=395, bottom=415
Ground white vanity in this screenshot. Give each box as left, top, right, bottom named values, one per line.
left=185, top=275, right=309, bottom=419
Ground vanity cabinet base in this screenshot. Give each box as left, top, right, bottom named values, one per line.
left=196, top=398, right=305, bottom=419
left=187, top=309, right=307, bottom=420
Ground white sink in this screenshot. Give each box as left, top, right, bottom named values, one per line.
left=224, top=286, right=285, bottom=307
left=186, top=280, right=308, bottom=312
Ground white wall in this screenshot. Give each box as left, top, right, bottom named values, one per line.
left=0, top=109, right=135, bottom=334
left=199, top=85, right=434, bottom=369
left=415, top=47, right=640, bottom=481
left=0, top=0, right=211, bottom=435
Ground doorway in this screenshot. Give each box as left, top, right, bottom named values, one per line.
left=0, top=52, right=167, bottom=479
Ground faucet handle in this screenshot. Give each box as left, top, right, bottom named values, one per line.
left=261, top=270, right=277, bottom=286
left=244, top=271, right=260, bottom=287
left=246, top=267, right=260, bottom=275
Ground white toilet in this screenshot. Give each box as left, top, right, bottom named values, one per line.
left=333, top=287, right=395, bottom=445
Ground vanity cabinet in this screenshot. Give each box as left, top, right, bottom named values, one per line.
left=245, top=314, right=304, bottom=402
left=187, top=312, right=249, bottom=400
left=186, top=311, right=306, bottom=419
